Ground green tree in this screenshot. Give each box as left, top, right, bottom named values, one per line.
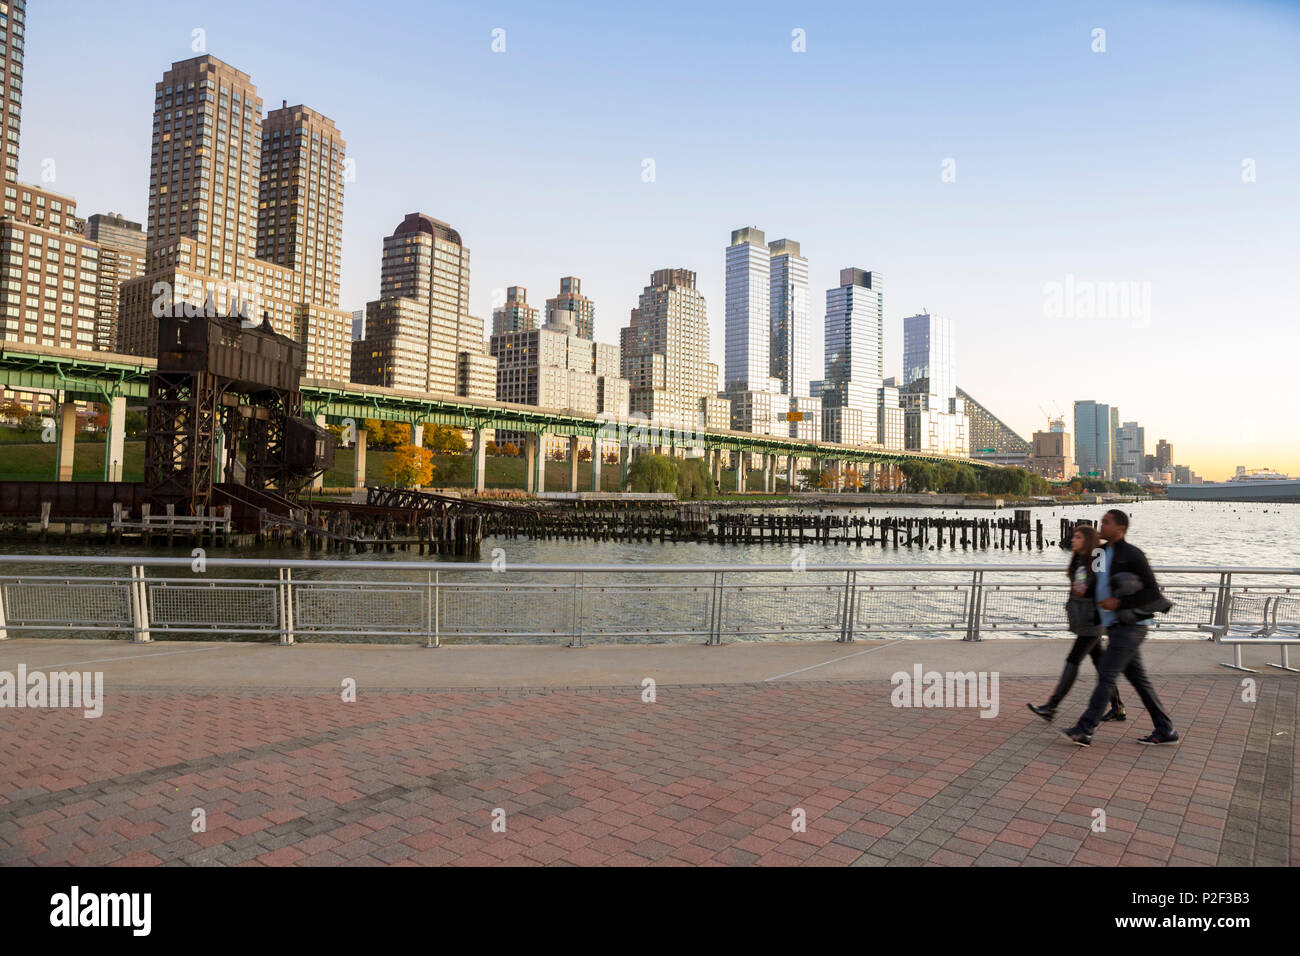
left=627, top=453, right=678, bottom=493
left=900, top=460, right=936, bottom=492
left=675, top=456, right=714, bottom=499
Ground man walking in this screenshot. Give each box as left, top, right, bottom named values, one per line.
left=1062, top=509, right=1179, bottom=747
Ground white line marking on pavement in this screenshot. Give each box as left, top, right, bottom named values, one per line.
left=27, top=644, right=241, bottom=670
left=763, top=640, right=903, bottom=682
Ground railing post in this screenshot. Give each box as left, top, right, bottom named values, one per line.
left=130, top=565, right=152, bottom=643
left=840, top=570, right=857, bottom=643
left=0, top=579, right=8, bottom=641
left=965, top=570, right=983, bottom=642
left=709, top=571, right=723, bottom=645
left=569, top=570, right=585, bottom=648
left=1211, top=571, right=1233, bottom=637
left=425, top=570, right=441, bottom=648
left=278, top=567, right=295, bottom=646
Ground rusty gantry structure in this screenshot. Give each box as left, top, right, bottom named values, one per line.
left=145, top=312, right=333, bottom=514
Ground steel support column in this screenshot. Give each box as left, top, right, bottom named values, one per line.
left=103, top=395, right=126, bottom=482
left=56, top=399, right=77, bottom=481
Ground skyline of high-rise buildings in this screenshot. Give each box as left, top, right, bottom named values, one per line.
left=0, top=12, right=1217, bottom=477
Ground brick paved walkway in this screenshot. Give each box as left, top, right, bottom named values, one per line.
left=0, top=676, right=1293, bottom=866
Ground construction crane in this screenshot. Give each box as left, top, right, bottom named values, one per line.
left=1039, top=404, right=1066, bottom=432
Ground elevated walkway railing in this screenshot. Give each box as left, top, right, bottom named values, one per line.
left=0, top=556, right=1296, bottom=649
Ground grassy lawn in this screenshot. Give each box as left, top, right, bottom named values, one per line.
left=0, top=437, right=795, bottom=496
left=324, top=449, right=627, bottom=492
left=0, top=437, right=144, bottom=481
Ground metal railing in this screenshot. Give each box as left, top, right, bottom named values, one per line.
left=0, top=556, right=1296, bottom=647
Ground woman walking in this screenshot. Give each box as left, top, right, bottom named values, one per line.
left=1027, top=524, right=1125, bottom=722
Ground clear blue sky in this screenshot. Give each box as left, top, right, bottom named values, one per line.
left=25, top=0, right=1300, bottom=478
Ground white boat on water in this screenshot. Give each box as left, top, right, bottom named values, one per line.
left=1166, top=467, right=1300, bottom=502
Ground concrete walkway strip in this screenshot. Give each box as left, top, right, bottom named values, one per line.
left=29, top=643, right=241, bottom=671
left=764, top=640, right=903, bottom=681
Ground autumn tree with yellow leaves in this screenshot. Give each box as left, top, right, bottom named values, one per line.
left=386, top=442, right=434, bottom=488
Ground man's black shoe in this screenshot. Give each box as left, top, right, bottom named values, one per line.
left=1027, top=703, right=1056, bottom=721
left=1102, top=705, right=1127, bottom=722
left=1060, top=725, right=1092, bottom=746
left=1136, top=731, right=1179, bottom=745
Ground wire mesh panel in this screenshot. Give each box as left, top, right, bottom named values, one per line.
left=1273, top=594, right=1300, bottom=629
left=1226, top=590, right=1276, bottom=629
left=581, top=584, right=712, bottom=639
left=722, top=584, right=844, bottom=638
left=855, top=585, right=969, bottom=635
left=979, top=585, right=1069, bottom=632
left=438, top=582, right=576, bottom=636
left=295, top=584, right=424, bottom=635
left=2, top=580, right=131, bottom=627
left=1148, top=585, right=1217, bottom=630
left=147, top=582, right=278, bottom=631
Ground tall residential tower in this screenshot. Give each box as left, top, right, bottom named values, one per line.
left=117, top=56, right=353, bottom=380
left=351, top=213, right=495, bottom=399
left=1073, top=400, right=1114, bottom=479
left=84, top=213, right=147, bottom=352
left=821, top=268, right=884, bottom=445
left=0, top=0, right=102, bottom=365
left=620, top=268, right=730, bottom=432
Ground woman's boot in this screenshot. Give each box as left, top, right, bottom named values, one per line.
left=1027, top=661, right=1079, bottom=721
left=1101, top=685, right=1126, bottom=722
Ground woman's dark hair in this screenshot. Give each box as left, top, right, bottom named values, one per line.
left=1067, top=524, right=1102, bottom=577
left=1070, top=524, right=1102, bottom=554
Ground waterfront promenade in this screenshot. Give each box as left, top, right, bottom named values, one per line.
left=0, top=639, right=1293, bottom=867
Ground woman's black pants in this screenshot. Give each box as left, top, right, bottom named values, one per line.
left=1044, top=633, right=1123, bottom=710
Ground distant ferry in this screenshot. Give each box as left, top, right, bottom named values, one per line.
left=1167, top=467, right=1300, bottom=502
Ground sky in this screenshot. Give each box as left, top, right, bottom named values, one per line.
left=23, top=0, right=1300, bottom=480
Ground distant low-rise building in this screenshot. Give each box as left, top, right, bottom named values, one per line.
left=1028, top=428, right=1074, bottom=480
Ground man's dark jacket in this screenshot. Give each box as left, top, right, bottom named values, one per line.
left=1107, top=538, right=1160, bottom=624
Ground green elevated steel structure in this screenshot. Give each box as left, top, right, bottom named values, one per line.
left=0, top=343, right=992, bottom=489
